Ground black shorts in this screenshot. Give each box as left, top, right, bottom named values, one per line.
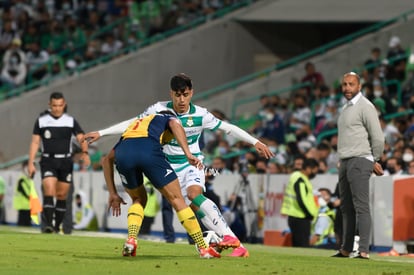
left=40, top=157, right=73, bottom=183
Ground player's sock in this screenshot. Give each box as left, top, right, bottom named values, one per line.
left=127, top=203, right=144, bottom=240
left=193, top=194, right=234, bottom=237
left=54, top=199, right=66, bottom=231
left=42, top=196, right=55, bottom=228
left=177, top=207, right=207, bottom=249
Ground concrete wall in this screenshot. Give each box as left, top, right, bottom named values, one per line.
left=195, top=14, right=414, bottom=119
left=0, top=3, right=272, bottom=162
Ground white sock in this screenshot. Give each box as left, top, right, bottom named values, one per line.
left=193, top=195, right=235, bottom=237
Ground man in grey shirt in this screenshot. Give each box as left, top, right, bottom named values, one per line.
left=332, top=72, right=384, bottom=259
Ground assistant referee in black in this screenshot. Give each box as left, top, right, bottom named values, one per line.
left=28, top=92, right=90, bottom=233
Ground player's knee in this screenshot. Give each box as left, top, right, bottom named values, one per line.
left=186, top=187, right=202, bottom=201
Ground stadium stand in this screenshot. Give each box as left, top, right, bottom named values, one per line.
left=0, top=0, right=258, bottom=101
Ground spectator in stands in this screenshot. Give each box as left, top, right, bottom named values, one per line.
left=256, top=106, right=285, bottom=145
left=289, top=93, right=311, bottom=131
left=301, top=62, right=325, bottom=98
left=312, top=85, right=331, bottom=125
left=100, top=32, right=123, bottom=58
left=64, top=15, right=87, bottom=56
left=406, top=159, right=414, bottom=175
left=55, top=0, right=78, bottom=20
left=255, top=158, right=268, bottom=174
left=402, top=146, right=414, bottom=169
left=314, top=99, right=338, bottom=135
left=1, top=38, right=27, bottom=88
left=46, top=19, right=66, bottom=54
left=211, top=156, right=233, bottom=175
left=25, top=41, right=50, bottom=81
left=364, top=47, right=383, bottom=81
left=386, top=36, right=407, bottom=83
left=12, top=0, right=34, bottom=22
left=374, top=84, right=396, bottom=114
left=315, top=142, right=336, bottom=172
left=276, top=97, right=291, bottom=127
left=267, top=161, right=284, bottom=174
left=0, top=19, right=19, bottom=56
left=295, top=125, right=316, bottom=155
left=84, top=10, right=103, bottom=34
left=258, top=94, right=271, bottom=114
left=395, top=120, right=410, bottom=141
left=21, top=22, right=39, bottom=52
left=379, top=115, right=400, bottom=148
left=83, top=39, right=100, bottom=63
left=213, top=139, right=232, bottom=158
left=384, top=156, right=404, bottom=176
left=403, top=114, right=414, bottom=141
left=267, top=139, right=288, bottom=166
left=292, top=154, right=306, bottom=171
left=270, top=94, right=281, bottom=108
left=15, top=9, right=31, bottom=38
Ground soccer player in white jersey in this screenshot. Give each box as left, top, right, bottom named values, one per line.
left=85, top=73, right=274, bottom=257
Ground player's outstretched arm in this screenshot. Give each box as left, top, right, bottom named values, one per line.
left=168, top=118, right=203, bottom=169
left=219, top=121, right=275, bottom=159
left=102, top=149, right=126, bottom=216
left=84, top=117, right=136, bottom=144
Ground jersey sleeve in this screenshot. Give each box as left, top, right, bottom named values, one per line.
left=202, top=110, right=222, bottom=130
left=33, top=119, right=40, bottom=135
left=72, top=118, right=84, bottom=135
left=138, top=102, right=161, bottom=118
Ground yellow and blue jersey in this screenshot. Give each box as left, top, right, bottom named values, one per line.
left=114, top=113, right=179, bottom=190
left=122, top=113, right=176, bottom=144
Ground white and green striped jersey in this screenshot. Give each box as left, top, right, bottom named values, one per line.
left=138, top=101, right=222, bottom=167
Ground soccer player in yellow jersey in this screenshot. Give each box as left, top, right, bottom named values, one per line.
left=102, top=111, right=220, bottom=258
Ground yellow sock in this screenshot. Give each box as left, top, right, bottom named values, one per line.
left=127, top=203, right=144, bottom=239
left=177, top=207, right=207, bottom=249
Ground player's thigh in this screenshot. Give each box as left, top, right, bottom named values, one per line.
left=142, top=156, right=177, bottom=190
left=176, top=165, right=204, bottom=203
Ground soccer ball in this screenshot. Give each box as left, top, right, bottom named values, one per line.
left=195, top=230, right=223, bottom=253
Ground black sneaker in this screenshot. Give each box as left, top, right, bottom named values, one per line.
left=42, top=226, right=55, bottom=233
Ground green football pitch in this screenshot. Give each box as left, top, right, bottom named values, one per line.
left=1, top=226, right=413, bottom=275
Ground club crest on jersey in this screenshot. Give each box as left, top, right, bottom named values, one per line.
left=186, top=117, right=194, bottom=127
left=44, top=130, right=51, bottom=139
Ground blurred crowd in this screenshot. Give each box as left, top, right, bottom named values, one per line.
left=201, top=35, right=414, bottom=178
left=0, top=0, right=248, bottom=94
left=2, top=1, right=413, bottom=177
